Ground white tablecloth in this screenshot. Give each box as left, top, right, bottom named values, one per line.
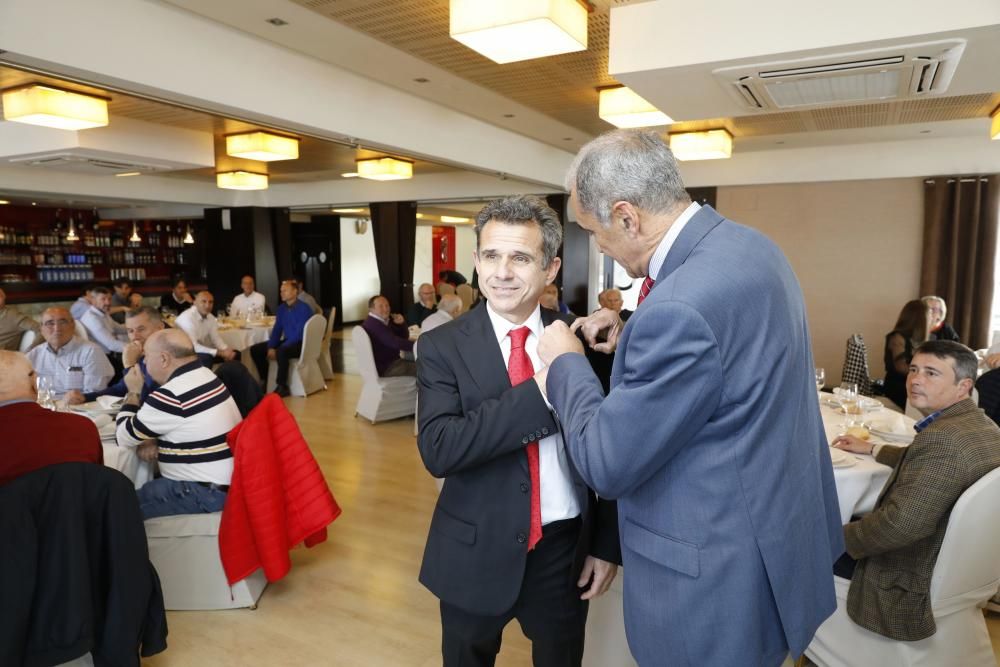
left=219, top=325, right=272, bottom=381
left=80, top=411, right=155, bottom=489
left=819, top=393, right=915, bottom=523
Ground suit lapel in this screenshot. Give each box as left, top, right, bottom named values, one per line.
left=456, top=305, right=513, bottom=401
left=656, top=204, right=725, bottom=283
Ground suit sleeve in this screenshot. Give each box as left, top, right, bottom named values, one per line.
left=417, top=331, right=557, bottom=478
left=844, top=434, right=964, bottom=559
left=547, top=300, right=723, bottom=499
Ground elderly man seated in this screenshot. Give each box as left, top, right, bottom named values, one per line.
left=831, top=340, right=1000, bottom=640
left=116, top=328, right=242, bottom=519
left=26, top=308, right=113, bottom=399
left=0, top=287, right=40, bottom=351
left=175, top=290, right=238, bottom=368
left=406, top=283, right=438, bottom=327
left=65, top=306, right=164, bottom=406
left=598, top=287, right=632, bottom=322
left=362, top=295, right=415, bottom=377
left=0, top=351, right=102, bottom=485
left=249, top=279, right=313, bottom=397
left=80, top=286, right=129, bottom=358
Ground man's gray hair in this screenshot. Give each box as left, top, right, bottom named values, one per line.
left=126, top=306, right=162, bottom=324
left=914, top=340, right=978, bottom=385
left=474, top=195, right=563, bottom=269
left=438, top=294, right=463, bottom=316
left=566, top=129, right=690, bottom=227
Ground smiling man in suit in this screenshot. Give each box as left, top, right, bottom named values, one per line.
left=536, top=129, right=843, bottom=666
left=416, top=195, right=620, bottom=667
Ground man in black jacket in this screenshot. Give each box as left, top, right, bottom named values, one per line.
left=416, top=196, right=620, bottom=667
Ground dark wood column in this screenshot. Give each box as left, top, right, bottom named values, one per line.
left=547, top=193, right=589, bottom=315
left=204, top=206, right=290, bottom=308
left=369, top=201, right=417, bottom=312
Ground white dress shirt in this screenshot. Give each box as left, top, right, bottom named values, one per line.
left=229, top=291, right=266, bottom=318
left=646, top=201, right=702, bottom=280
left=485, top=302, right=581, bottom=525
left=175, top=308, right=230, bottom=357
left=80, top=305, right=128, bottom=354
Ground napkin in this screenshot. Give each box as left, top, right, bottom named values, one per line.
left=91, top=413, right=112, bottom=428
left=97, top=395, right=124, bottom=410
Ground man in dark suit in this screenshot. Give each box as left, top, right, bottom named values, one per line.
left=537, top=129, right=843, bottom=666
left=832, top=340, right=1000, bottom=640
left=416, top=195, right=620, bottom=667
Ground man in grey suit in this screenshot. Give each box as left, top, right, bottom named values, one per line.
left=536, top=129, right=843, bottom=666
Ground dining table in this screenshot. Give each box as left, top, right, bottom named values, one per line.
left=69, top=402, right=156, bottom=490
left=217, top=318, right=274, bottom=382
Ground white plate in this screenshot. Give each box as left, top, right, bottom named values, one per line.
left=829, top=448, right=857, bottom=468
left=70, top=401, right=119, bottom=416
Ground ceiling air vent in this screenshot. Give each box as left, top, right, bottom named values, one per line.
left=714, top=39, right=966, bottom=112
left=8, top=152, right=173, bottom=175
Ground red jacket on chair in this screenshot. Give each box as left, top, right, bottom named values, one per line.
left=219, top=394, right=341, bottom=584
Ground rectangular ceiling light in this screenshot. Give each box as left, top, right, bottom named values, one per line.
left=225, top=131, right=299, bottom=161
left=450, top=0, right=587, bottom=64
left=992, top=107, right=1000, bottom=141
left=332, top=208, right=365, bottom=214
left=440, top=215, right=471, bottom=223
left=598, top=86, right=673, bottom=128
left=356, top=157, right=413, bottom=181
left=1, top=84, right=109, bottom=130
left=217, top=171, right=268, bottom=190
left=668, top=130, right=733, bottom=161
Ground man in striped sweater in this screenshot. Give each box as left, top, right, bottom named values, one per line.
left=116, top=328, right=242, bottom=519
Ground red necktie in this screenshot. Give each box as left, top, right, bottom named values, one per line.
left=638, top=275, right=656, bottom=305
left=507, top=326, right=542, bottom=551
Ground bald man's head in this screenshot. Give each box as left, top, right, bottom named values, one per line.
left=0, top=351, right=36, bottom=402
left=438, top=294, right=463, bottom=316
left=143, top=328, right=198, bottom=385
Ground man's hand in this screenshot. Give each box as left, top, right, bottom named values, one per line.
left=136, top=441, right=158, bottom=462
left=578, top=556, right=618, bottom=600
left=987, top=353, right=1000, bottom=369
left=537, top=321, right=585, bottom=366
left=64, top=389, right=86, bottom=405
left=122, top=341, right=143, bottom=368
left=123, top=364, right=145, bottom=395
left=831, top=434, right=874, bottom=455
left=266, top=348, right=277, bottom=361
left=570, top=308, right=623, bottom=354
left=391, top=313, right=406, bottom=326
left=533, top=366, right=550, bottom=399
left=219, top=348, right=237, bottom=361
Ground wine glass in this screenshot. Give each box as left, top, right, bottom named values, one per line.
left=833, top=382, right=859, bottom=432
left=36, top=375, right=55, bottom=410
left=814, top=367, right=826, bottom=394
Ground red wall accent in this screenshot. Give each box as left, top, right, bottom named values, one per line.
left=431, top=226, right=455, bottom=283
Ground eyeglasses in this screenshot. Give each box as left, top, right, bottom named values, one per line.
left=41, top=319, right=72, bottom=328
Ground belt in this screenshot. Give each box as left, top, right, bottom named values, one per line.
left=193, top=481, right=230, bottom=492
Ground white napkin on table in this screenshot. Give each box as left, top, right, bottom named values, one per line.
left=97, top=395, right=124, bottom=410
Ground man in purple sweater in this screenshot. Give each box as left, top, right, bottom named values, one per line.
left=361, top=295, right=415, bottom=377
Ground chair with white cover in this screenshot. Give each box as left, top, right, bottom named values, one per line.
left=266, top=314, right=327, bottom=397
left=317, top=306, right=337, bottom=380
left=18, top=329, right=39, bottom=353
left=145, top=512, right=267, bottom=610
left=352, top=325, right=417, bottom=423
left=456, top=284, right=475, bottom=312
left=74, top=320, right=90, bottom=341
left=805, top=466, right=1000, bottom=667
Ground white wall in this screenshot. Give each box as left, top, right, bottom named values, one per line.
left=339, top=217, right=379, bottom=322
left=455, top=226, right=477, bottom=284
left=412, top=226, right=433, bottom=300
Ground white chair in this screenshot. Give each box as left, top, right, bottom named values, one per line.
left=18, top=329, right=38, bottom=353
left=456, top=284, right=475, bottom=312
left=805, top=466, right=1000, bottom=667
left=266, top=314, right=327, bottom=397
left=317, top=306, right=337, bottom=381
left=351, top=326, right=417, bottom=423
left=144, top=512, right=267, bottom=610
left=74, top=320, right=90, bottom=341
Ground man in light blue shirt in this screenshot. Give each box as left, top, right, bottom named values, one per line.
left=80, top=286, right=128, bottom=355
left=26, top=307, right=113, bottom=398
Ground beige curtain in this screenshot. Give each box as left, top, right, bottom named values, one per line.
left=921, top=176, right=1000, bottom=350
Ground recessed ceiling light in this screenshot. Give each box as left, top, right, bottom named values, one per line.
left=775, top=141, right=785, bottom=145
left=503, top=114, right=515, bottom=118
left=920, top=130, right=932, bottom=134
left=0, top=200, right=9, bottom=205
left=31, top=202, right=37, bottom=206
left=341, top=172, right=359, bottom=178
left=563, top=137, right=573, bottom=141
left=413, top=77, right=430, bottom=83
left=115, top=171, right=141, bottom=177
left=266, top=17, right=288, bottom=26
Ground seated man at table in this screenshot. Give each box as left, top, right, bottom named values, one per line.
left=69, top=287, right=94, bottom=320
left=160, top=276, right=194, bottom=315
left=249, top=279, right=313, bottom=397
left=0, top=351, right=102, bottom=485
left=116, top=328, right=242, bottom=519
left=362, top=295, right=415, bottom=377
left=229, top=274, right=266, bottom=318
left=65, top=306, right=164, bottom=406
left=598, top=287, right=632, bottom=322
left=26, top=308, right=114, bottom=399
left=110, top=278, right=133, bottom=324
left=0, top=286, right=40, bottom=351
left=80, top=286, right=129, bottom=358
left=406, top=283, right=438, bottom=327
left=831, top=340, right=1000, bottom=640
left=175, top=290, right=238, bottom=368
left=295, top=279, right=322, bottom=315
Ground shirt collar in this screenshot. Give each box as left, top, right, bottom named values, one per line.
left=367, top=312, right=389, bottom=325
left=485, top=301, right=543, bottom=345
left=46, top=336, right=80, bottom=355
left=914, top=410, right=943, bottom=433
left=646, top=201, right=702, bottom=280
left=166, top=359, right=204, bottom=383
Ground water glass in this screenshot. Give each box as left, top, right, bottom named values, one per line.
left=814, top=367, right=825, bottom=393
left=36, top=375, right=55, bottom=410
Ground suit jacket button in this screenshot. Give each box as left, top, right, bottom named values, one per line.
left=520, top=482, right=529, bottom=493
left=522, top=436, right=530, bottom=444
left=535, top=430, right=542, bottom=438
left=541, top=427, right=549, bottom=435
left=516, top=532, right=527, bottom=544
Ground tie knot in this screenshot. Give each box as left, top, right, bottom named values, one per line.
left=508, top=326, right=531, bottom=349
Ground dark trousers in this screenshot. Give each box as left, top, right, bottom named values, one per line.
left=196, top=350, right=241, bottom=369
left=440, top=518, right=587, bottom=667
left=250, top=340, right=302, bottom=388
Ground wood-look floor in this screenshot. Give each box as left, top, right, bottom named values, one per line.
left=144, top=337, right=1000, bottom=666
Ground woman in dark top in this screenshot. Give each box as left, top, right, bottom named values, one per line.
left=883, top=300, right=931, bottom=409
left=922, top=295, right=961, bottom=342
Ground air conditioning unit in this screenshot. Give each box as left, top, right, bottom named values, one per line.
left=713, top=39, right=966, bottom=112
left=8, top=151, right=174, bottom=175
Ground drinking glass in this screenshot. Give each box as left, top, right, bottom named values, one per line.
left=36, top=375, right=55, bottom=410
left=814, top=367, right=826, bottom=394
left=833, top=382, right=859, bottom=432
